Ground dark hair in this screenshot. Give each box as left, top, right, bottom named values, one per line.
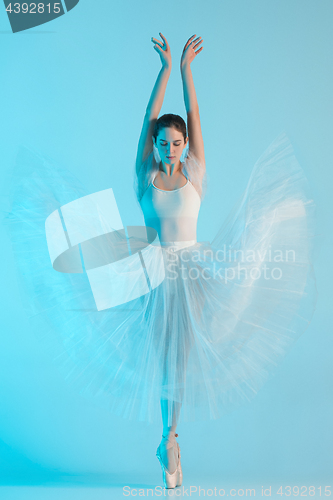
left=152, top=114, right=187, bottom=143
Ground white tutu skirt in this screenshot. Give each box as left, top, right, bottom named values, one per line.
left=2, top=133, right=317, bottom=426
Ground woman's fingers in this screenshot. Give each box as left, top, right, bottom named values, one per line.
left=159, top=32, right=169, bottom=47
left=185, top=35, right=203, bottom=52
left=180, top=34, right=203, bottom=67
left=191, top=37, right=203, bottom=49
left=183, top=36, right=192, bottom=51
left=151, top=33, right=170, bottom=54
left=153, top=43, right=164, bottom=54
left=152, top=33, right=172, bottom=69
left=184, top=34, right=196, bottom=49
left=195, top=46, right=203, bottom=55
left=193, top=38, right=203, bottom=50
left=151, top=37, right=163, bottom=47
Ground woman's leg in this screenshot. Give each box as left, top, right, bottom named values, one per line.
left=158, top=259, right=195, bottom=474
left=159, top=398, right=182, bottom=474
left=159, top=345, right=187, bottom=474
left=161, top=398, right=182, bottom=435
left=159, top=339, right=185, bottom=474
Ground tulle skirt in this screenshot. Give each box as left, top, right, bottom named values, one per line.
left=2, top=132, right=317, bottom=426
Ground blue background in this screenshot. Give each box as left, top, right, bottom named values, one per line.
left=0, top=0, right=332, bottom=498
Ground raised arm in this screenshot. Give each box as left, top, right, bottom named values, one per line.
left=180, top=34, right=205, bottom=166
left=135, top=33, right=172, bottom=175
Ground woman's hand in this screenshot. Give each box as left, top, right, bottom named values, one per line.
left=180, top=34, right=203, bottom=70
left=151, top=32, right=172, bottom=70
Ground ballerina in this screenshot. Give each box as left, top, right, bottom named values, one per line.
left=3, top=31, right=317, bottom=493
left=135, top=32, right=205, bottom=488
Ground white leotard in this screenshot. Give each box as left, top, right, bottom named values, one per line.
left=140, top=171, right=201, bottom=248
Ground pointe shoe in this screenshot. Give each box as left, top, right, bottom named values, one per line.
left=156, top=433, right=182, bottom=488
left=177, top=442, right=183, bottom=486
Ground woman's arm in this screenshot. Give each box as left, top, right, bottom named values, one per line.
left=180, top=35, right=205, bottom=166
left=135, top=33, right=172, bottom=175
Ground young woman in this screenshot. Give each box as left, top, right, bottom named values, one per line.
left=4, top=32, right=317, bottom=492
left=135, top=32, right=206, bottom=488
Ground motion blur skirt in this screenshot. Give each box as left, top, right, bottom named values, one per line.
left=2, top=133, right=317, bottom=426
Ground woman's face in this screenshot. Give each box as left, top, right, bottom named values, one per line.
left=153, top=127, right=188, bottom=165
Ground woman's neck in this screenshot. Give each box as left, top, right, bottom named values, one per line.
left=159, top=159, right=182, bottom=177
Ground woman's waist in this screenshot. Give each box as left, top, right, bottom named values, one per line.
left=143, top=216, right=198, bottom=244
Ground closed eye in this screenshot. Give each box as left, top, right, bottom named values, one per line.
left=160, top=142, right=182, bottom=145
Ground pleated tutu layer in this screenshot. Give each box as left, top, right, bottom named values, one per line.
left=2, top=132, right=317, bottom=426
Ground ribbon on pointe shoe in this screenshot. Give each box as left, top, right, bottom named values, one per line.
left=161, top=432, right=178, bottom=449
